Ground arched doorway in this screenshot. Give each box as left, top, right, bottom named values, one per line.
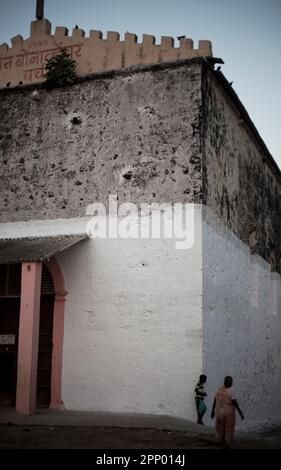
left=0, top=263, right=55, bottom=407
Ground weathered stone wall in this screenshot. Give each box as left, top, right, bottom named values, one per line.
left=201, top=66, right=281, bottom=273
left=0, top=61, right=202, bottom=223
left=1, top=58, right=280, bottom=269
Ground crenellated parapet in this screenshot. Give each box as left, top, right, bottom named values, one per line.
left=0, top=19, right=213, bottom=88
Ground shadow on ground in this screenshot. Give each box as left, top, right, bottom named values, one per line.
left=0, top=423, right=280, bottom=449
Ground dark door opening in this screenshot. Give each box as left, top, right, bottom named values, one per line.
left=0, top=354, right=17, bottom=406
left=0, top=297, right=20, bottom=407
left=0, top=264, right=55, bottom=408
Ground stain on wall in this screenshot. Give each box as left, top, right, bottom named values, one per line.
left=201, top=65, right=281, bottom=273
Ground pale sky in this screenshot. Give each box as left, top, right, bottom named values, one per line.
left=0, top=0, right=280, bottom=169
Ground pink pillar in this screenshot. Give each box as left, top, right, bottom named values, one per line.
left=49, top=293, right=66, bottom=409
left=46, top=258, right=67, bottom=410
left=16, top=262, right=42, bottom=415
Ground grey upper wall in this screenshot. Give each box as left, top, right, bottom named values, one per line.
left=1, top=58, right=280, bottom=271
left=201, top=63, right=281, bottom=273
left=0, top=61, right=202, bottom=223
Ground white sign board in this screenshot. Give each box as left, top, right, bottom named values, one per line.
left=0, top=335, right=16, bottom=345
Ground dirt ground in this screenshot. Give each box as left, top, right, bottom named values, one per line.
left=0, top=423, right=280, bottom=449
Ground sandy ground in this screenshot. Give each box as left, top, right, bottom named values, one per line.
left=0, top=423, right=280, bottom=449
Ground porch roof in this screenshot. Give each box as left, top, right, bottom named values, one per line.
left=0, top=234, right=88, bottom=263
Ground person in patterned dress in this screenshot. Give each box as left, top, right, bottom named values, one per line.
left=211, top=376, right=244, bottom=448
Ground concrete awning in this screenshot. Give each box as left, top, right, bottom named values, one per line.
left=0, top=234, right=88, bottom=263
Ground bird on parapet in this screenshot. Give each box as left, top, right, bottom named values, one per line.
left=177, top=35, right=186, bottom=41
left=75, top=25, right=79, bottom=29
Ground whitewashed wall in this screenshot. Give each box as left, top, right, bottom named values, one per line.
left=203, top=208, right=281, bottom=430
left=57, top=205, right=203, bottom=420
left=2, top=206, right=280, bottom=429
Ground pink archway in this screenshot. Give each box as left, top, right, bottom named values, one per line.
left=45, top=257, right=67, bottom=410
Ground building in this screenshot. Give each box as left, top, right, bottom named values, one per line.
left=0, top=16, right=280, bottom=430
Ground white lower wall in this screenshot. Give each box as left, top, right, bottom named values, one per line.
left=57, top=205, right=203, bottom=420
left=1, top=207, right=280, bottom=429
left=203, top=208, right=281, bottom=430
